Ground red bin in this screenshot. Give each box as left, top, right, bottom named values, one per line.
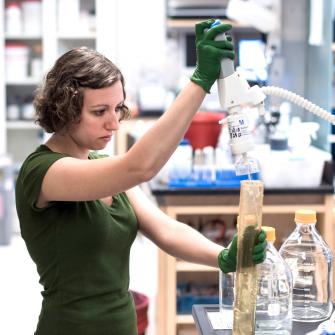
left=184, top=112, right=225, bottom=150
left=131, top=290, right=149, bottom=335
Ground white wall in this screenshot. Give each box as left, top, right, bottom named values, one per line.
left=96, top=0, right=167, bottom=158
left=97, top=2, right=167, bottom=334
left=115, top=0, right=166, bottom=95
left=0, top=0, right=6, bottom=154
left=96, top=0, right=167, bottom=94
left=114, top=5, right=167, bottom=335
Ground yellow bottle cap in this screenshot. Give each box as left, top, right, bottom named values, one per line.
left=262, top=226, right=276, bottom=242
left=294, top=209, right=317, bottom=224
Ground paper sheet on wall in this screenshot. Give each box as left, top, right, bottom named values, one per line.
left=207, top=310, right=233, bottom=330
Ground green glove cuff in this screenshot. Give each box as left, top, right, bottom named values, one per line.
left=218, top=248, right=237, bottom=273
left=190, top=69, right=212, bottom=93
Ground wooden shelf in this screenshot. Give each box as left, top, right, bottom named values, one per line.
left=5, top=34, right=42, bottom=40
left=165, top=204, right=328, bottom=216
left=6, top=78, right=40, bottom=86
left=57, top=32, right=96, bottom=40
left=6, top=121, right=40, bottom=130
left=176, top=314, right=194, bottom=325
left=176, top=261, right=218, bottom=272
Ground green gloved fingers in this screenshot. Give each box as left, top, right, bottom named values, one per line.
left=201, top=22, right=232, bottom=42
left=217, top=234, right=238, bottom=273
left=252, top=229, right=267, bottom=264
left=191, top=19, right=235, bottom=93
left=194, top=19, right=215, bottom=39
left=218, top=229, right=267, bottom=273
left=257, top=229, right=266, bottom=242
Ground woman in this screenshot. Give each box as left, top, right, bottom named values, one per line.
left=15, top=20, right=266, bottom=335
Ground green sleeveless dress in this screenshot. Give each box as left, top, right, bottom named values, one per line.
left=15, top=145, right=138, bottom=335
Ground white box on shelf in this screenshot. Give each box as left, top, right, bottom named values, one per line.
left=22, top=0, right=42, bottom=35
left=5, top=43, right=29, bottom=80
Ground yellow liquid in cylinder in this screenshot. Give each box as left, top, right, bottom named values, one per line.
left=233, top=181, right=264, bottom=335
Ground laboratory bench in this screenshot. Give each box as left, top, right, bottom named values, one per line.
left=149, top=181, right=335, bottom=335
left=192, top=305, right=334, bottom=335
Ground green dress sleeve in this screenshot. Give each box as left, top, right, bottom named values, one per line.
left=16, top=145, right=68, bottom=210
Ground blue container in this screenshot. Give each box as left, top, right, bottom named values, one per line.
left=177, top=295, right=219, bottom=314
left=169, top=170, right=259, bottom=188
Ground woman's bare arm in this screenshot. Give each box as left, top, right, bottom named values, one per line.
left=126, top=187, right=222, bottom=268
left=40, top=82, right=206, bottom=203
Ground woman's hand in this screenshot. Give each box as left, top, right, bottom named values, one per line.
left=190, top=19, right=235, bottom=93
left=218, top=229, right=267, bottom=273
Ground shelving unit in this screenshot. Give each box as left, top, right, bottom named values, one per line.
left=0, top=0, right=168, bottom=164
left=151, top=185, right=335, bottom=335
left=0, top=0, right=119, bottom=164
left=0, top=0, right=112, bottom=234
left=0, top=0, right=159, bottom=159
left=1, top=0, right=45, bottom=163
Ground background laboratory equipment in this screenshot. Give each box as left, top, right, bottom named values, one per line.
left=168, top=138, right=193, bottom=182
left=211, top=20, right=335, bottom=177
left=279, top=209, right=333, bottom=322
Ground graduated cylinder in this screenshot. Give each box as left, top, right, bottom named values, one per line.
left=233, top=180, right=264, bottom=335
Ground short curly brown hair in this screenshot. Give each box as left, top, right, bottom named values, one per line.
left=34, top=47, right=130, bottom=133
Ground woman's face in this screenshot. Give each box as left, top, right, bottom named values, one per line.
left=70, top=80, right=124, bottom=151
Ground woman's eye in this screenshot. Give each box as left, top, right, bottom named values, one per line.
left=116, top=105, right=123, bottom=113
left=94, top=109, right=105, bottom=116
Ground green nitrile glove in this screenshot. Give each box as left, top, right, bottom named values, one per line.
left=252, top=229, right=267, bottom=264
left=218, top=235, right=238, bottom=274
left=218, top=229, right=267, bottom=273
left=190, top=19, right=235, bottom=93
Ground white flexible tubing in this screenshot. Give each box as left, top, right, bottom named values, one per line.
left=261, top=86, right=335, bottom=125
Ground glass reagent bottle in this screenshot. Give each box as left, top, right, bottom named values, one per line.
left=279, top=209, right=333, bottom=322
left=255, top=226, right=293, bottom=334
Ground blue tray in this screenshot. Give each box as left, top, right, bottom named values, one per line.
left=177, top=295, right=219, bottom=314
left=168, top=171, right=259, bottom=188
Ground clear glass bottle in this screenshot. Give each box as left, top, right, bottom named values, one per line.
left=255, top=226, right=293, bottom=334
left=219, top=241, right=235, bottom=330
left=168, top=138, right=193, bottom=183
left=219, top=239, right=235, bottom=313
left=279, top=209, right=333, bottom=322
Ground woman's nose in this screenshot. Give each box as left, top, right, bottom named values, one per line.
left=105, top=111, right=120, bottom=130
